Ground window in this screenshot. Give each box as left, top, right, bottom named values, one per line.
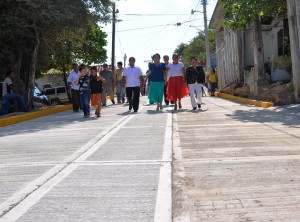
left=57, top=87, right=66, bottom=94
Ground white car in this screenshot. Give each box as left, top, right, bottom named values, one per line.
left=44, top=86, right=69, bottom=105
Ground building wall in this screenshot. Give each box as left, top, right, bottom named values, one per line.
left=244, top=31, right=254, bottom=67
left=244, top=29, right=275, bottom=67
left=215, top=29, right=243, bottom=89
left=35, top=75, right=65, bottom=90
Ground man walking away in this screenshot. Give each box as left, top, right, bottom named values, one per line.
left=100, top=64, right=115, bottom=106
left=67, top=63, right=81, bottom=112
left=122, top=57, right=143, bottom=113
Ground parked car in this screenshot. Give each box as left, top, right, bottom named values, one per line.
left=43, top=83, right=53, bottom=89
left=44, top=86, right=69, bottom=105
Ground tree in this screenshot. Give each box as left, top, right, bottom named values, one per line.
left=76, top=23, right=108, bottom=65
left=0, top=0, right=112, bottom=110
left=174, top=30, right=216, bottom=67
left=287, top=0, right=300, bottom=103
left=48, top=22, right=108, bottom=102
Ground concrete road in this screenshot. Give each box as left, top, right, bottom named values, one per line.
left=172, top=96, right=300, bottom=222
left=0, top=97, right=171, bottom=222
left=1, top=95, right=300, bottom=222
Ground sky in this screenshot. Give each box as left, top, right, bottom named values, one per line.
left=101, top=0, right=218, bottom=73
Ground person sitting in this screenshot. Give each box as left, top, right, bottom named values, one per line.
left=2, top=71, right=26, bottom=115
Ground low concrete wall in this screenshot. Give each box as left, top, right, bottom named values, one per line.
left=215, top=92, right=274, bottom=108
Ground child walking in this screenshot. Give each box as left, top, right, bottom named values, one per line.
left=76, top=65, right=91, bottom=117
left=90, top=66, right=106, bottom=117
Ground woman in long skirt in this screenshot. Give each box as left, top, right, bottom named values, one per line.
left=166, top=53, right=189, bottom=110
left=147, top=53, right=167, bottom=110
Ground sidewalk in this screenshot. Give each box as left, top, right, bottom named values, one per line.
left=172, top=96, right=300, bottom=221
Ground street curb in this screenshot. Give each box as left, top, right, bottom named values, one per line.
left=215, top=92, right=274, bottom=108
left=0, top=104, right=72, bottom=127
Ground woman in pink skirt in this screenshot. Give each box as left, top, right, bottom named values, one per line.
left=166, top=53, right=189, bottom=110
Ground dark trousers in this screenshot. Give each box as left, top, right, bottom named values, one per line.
left=2, top=93, right=26, bottom=115
left=71, top=89, right=81, bottom=111
left=210, top=82, right=217, bottom=94
left=126, top=86, right=140, bottom=111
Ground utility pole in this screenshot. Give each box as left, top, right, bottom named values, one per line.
left=123, top=53, right=127, bottom=68
left=203, top=0, right=211, bottom=73
left=111, top=2, right=116, bottom=74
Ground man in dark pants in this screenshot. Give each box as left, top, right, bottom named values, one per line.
left=67, top=63, right=81, bottom=112
left=122, top=57, right=143, bottom=113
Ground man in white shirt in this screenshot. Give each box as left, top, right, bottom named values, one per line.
left=122, top=57, right=143, bottom=113
left=67, top=63, right=81, bottom=112
left=2, top=71, right=26, bottom=115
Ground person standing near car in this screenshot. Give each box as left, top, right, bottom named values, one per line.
left=90, top=66, right=106, bottom=118
left=2, top=71, right=26, bottom=115
left=100, top=64, right=115, bottom=106
left=67, top=63, right=81, bottom=112
left=76, top=65, right=90, bottom=117
left=122, top=57, right=143, bottom=113
left=114, top=61, right=125, bottom=103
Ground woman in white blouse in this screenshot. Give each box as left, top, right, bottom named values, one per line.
left=166, top=53, right=189, bottom=110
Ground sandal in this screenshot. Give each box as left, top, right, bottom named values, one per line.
left=95, top=111, right=101, bottom=118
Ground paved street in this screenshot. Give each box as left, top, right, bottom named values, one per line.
left=0, top=97, right=171, bottom=222
left=0, top=96, right=300, bottom=222
left=173, top=97, right=300, bottom=221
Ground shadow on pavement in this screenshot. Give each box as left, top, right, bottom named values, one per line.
left=226, top=105, right=300, bottom=128
left=0, top=111, right=98, bottom=137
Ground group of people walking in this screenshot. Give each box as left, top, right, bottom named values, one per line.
left=67, top=57, right=143, bottom=117
left=67, top=53, right=217, bottom=118
left=1, top=53, right=216, bottom=117
left=147, top=53, right=216, bottom=111
left=67, top=64, right=106, bottom=117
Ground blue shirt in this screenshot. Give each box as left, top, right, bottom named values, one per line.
left=149, top=63, right=166, bottom=82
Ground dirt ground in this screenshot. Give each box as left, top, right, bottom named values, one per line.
left=221, top=81, right=295, bottom=106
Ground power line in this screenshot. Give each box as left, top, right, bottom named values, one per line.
left=107, top=19, right=202, bottom=33
left=122, top=13, right=192, bottom=16
left=117, top=26, right=123, bottom=56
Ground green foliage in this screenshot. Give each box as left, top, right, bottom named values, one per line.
left=220, top=0, right=287, bottom=29
left=0, top=0, right=112, bottom=75
left=0, top=0, right=112, bottom=109
left=174, top=30, right=216, bottom=67
left=76, top=24, right=108, bottom=65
